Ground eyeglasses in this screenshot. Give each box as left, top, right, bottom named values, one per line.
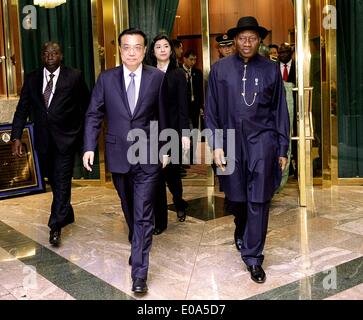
left=238, top=36, right=259, bottom=44
left=120, top=45, right=145, bottom=53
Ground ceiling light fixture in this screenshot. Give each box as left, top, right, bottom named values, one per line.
left=33, top=0, right=66, bottom=9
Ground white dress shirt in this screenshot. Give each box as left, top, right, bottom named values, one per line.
left=42, top=67, right=60, bottom=106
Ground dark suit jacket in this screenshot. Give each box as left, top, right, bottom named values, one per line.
left=83, top=64, right=167, bottom=174
left=164, top=66, right=189, bottom=134
left=279, top=60, right=296, bottom=84
left=288, top=60, right=296, bottom=84
left=183, top=66, right=204, bottom=125
left=280, top=60, right=297, bottom=137
left=11, top=66, right=90, bottom=154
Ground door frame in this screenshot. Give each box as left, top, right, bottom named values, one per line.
left=294, top=0, right=314, bottom=206
left=294, top=0, right=331, bottom=206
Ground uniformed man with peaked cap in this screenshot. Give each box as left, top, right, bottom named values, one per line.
left=216, top=33, right=235, bottom=58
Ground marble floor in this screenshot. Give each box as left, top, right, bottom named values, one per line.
left=0, top=178, right=362, bottom=300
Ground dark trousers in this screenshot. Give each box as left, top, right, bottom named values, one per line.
left=154, top=164, right=188, bottom=230
left=224, top=198, right=247, bottom=238
left=112, top=165, right=159, bottom=281
left=185, top=118, right=199, bottom=165
left=38, top=146, right=75, bottom=231
left=189, top=138, right=198, bottom=165
left=225, top=197, right=271, bottom=266
left=240, top=201, right=271, bottom=266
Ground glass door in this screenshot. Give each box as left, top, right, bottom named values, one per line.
left=0, top=0, right=23, bottom=97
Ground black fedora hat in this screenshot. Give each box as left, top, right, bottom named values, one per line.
left=227, top=16, right=268, bottom=40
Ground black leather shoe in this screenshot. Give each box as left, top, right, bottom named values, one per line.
left=128, top=256, right=132, bottom=266
left=235, top=236, right=243, bottom=251
left=49, top=229, right=61, bottom=246
left=177, top=210, right=186, bottom=222
left=153, top=228, right=165, bottom=235
left=132, top=278, right=148, bottom=293
left=247, top=265, right=266, bottom=284
left=234, top=229, right=243, bottom=251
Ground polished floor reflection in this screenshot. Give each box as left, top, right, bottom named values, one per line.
left=0, top=180, right=362, bottom=300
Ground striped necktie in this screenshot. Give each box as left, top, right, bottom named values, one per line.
left=43, top=73, right=55, bottom=107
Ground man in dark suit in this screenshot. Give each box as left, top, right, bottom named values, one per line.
left=182, top=49, right=204, bottom=164
left=278, top=43, right=297, bottom=178
left=11, top=41, right=89, bottom=247
left=82, top=28, right=168, bottom=294
left=182, top=49, right=204, bottom=131
left=172, top=39, right=184, bottom=67
left=278, top=43, right=296, bottom=84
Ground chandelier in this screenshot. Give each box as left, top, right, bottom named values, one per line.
left=33, top=0, right=66, bottom=9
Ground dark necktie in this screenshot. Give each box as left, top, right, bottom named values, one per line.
left=43, top=73, right=55, bottom=107
left=127, top=72, right=136, bottom=114
left=283, top=64, right=289, bottom=82
left=184, top=68, right=194, bottom=102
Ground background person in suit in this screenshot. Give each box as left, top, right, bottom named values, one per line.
left=278, top=43, right=296, bottom=84
left=82, top=28, right=168, bottom=294
left=182, top=49, right=204, bottom=164
left=182, top=49, right=204, bottom=131
left=11, top=41, right=89, bottom=247
left=278, top=43, right=297, bottom=178
left=172, top=39, right=184, bottom=67
left=146, top=34, right=190, bottom=234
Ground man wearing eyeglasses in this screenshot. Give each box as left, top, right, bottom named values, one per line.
left=205, top=17, right=290, bottom=284
left=83, top=28, right=168, bottom=294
